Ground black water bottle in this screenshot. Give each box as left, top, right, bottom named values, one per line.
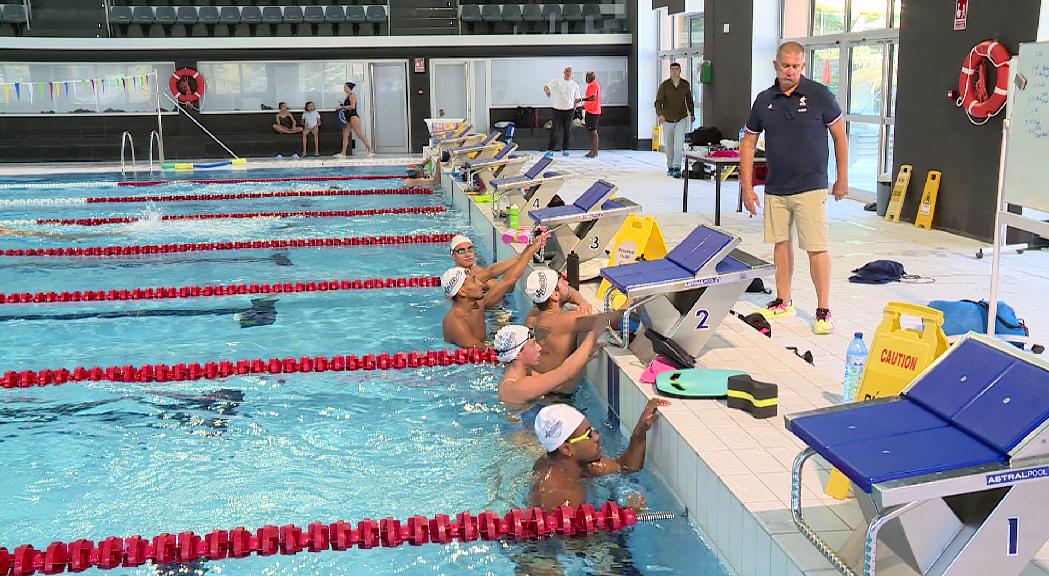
left=566, top=252, right=580, bottom=290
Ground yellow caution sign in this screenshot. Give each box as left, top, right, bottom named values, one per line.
left=652, top=124, right=663, bottom=152
left=885, top=164, right=913, bottom=223
left=825, top=302, right=949, bottom=499
left=913, top=170, right=941, bottom=230
left=597, top=215, right=668, bottom=309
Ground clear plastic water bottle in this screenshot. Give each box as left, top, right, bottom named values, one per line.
left=843, top=332, right=868, bottom=404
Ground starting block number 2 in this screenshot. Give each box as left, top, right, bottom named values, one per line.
left=1008, top=517, right=1019, bottom=556
left=694, top=309, right=710, bottom=330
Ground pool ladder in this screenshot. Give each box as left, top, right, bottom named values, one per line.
left=121, top=130, right=162, bottom=176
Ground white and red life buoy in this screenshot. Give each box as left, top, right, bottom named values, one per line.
left=169, top=67, right=206, bottom=104
left=958, top=40, right=1010, bottom=123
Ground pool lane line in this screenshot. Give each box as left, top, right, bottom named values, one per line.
left=28, top=206, right=446, bottom=227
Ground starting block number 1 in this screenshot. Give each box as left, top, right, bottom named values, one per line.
left=694, top=309, right=710, bottom=330
left=1008, top=517, right=1019, bottom=556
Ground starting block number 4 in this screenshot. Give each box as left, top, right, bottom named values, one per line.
left=694, top=309, right=710, bottom=330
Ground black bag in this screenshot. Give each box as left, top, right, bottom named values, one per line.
left=690, top=126, right=722, bottom=147
left=731, top=310, right=771, bottom=337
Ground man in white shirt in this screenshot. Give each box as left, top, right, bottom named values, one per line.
left=544, top=67, right=581, bottom=157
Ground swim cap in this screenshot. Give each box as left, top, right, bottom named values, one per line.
left=494, top=324, right=532, bottom=363
left=534, top=404, right=586, bottom=452
left=441, top=267, right=469, bottom=299
left=526, top=269, right=558, bottom=304
left=345, top=82, right=356, bottom=90
left=449, top=234, right=472, bottom=252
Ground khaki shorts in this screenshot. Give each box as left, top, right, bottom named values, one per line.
left=764, top=188, right=829, bottom=252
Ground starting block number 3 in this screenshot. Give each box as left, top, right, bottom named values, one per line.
left=589, top=236, right=600, bottom=250
left=694, top=309, right=710, bottom=330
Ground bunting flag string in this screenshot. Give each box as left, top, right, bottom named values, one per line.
left=0, top=74, right=156, bottom=103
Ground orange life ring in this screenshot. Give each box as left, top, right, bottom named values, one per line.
left=958, top=40, right=1010, bottom=121
left=169, top=67, right=206, bottom=104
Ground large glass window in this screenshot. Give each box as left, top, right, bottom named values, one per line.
left=850, top=0, right=888, bottom=32
left=0, top=62, right=174, bottom=115
left=848, top=44, right=884, bottom=116
left=657, top=10, right=704, bottom=127
left=790, top=0, right=900, bottom=37
left=810, top=47, right=841, bottom=100
left=198, top=60, right=367, bottom=113
left=812, top=0, right=846, bottom=35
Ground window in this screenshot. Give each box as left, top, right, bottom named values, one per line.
left=781, top=0, right=899, bottom=193
left=197, top=60, right=367, bottom=113
left=657, top=11, right=704, bottom=127
left=0, top=62, right=174, bottom=115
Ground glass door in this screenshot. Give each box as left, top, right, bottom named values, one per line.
left=431, top=60, right=469, bottom=122
left=369, top=61, right=410, bottom=153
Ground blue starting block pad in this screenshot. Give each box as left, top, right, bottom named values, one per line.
left=785, top=334, right=1049, bottom=576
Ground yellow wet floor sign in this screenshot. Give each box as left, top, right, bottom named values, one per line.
left=913, top=170, right=941, bottom=230
left=597, top=214, right=668, bottom=309
left=885, top=164, right=912, bottom=223
left=824, top=302, right=949, bottom=499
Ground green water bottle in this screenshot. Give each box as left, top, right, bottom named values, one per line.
left=508, top=206, right=519, bottom=229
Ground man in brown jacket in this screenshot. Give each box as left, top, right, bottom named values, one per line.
left=654, top=62, right=695, bottom=178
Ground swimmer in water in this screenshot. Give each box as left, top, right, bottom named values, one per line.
left=440, top=238, right=545, bottom=348
left=494, top=321, right=603, bottom=405
left=0, top=225, right=115, bottom=240
left=404, top=151, right=448, bottom=188
left=528, top=399, right=668, bottom=510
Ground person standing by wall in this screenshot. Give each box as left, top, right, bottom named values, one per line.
left=578, top=71, right=602, bottom=158
left=544, top=67, right=581, bottom=157
left=654, top=62, right=695, bottom=178
left=335, top=82, right=374, bottom=157
left=740, top=41, right=849, bottom=335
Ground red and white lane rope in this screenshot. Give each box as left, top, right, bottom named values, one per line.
left=0, top=233, right=455, bottom=258
left=0, top=187, right=433, bottom=207
left=22, top=206, right=445, bottom=227
left=1, top=347, right=500, bottom=388
left=0, top=502, right=675, bottom=575
left=0, top=276, right=441, bottom=305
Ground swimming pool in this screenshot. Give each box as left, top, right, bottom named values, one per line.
left=0, top=167, right=731, bottom=575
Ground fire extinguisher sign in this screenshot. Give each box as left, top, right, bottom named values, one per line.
left=955, top=0, right=968, bottom=31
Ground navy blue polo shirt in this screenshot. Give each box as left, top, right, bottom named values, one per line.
left=745, top=76, right=842, bottom=196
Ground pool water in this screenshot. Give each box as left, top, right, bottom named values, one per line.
left=0, top=167, right=731, bottom=575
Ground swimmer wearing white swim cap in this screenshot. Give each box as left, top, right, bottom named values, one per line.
left=528, top=398, right=668, bottom=510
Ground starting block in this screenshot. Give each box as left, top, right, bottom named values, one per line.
left=598, top=224, right=773, bottom=363
left=597, top=215, right=668, bottom=307
left=788, top=333, right=1049, bottom=576
left=445, top=131, right=502, bottom=167
left=433, top=126, right=487, bottom=154
left=461, top=144, right=526, bottom=192
left=491, top=156, right=567, bottom=228
left=527, top=180, right=639, bottom=274
left=825, top=302, right=950, bottom=500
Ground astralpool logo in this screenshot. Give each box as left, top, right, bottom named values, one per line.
left=986, top=465, right=1049, bottom=486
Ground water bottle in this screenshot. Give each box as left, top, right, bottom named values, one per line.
left=508, top=206, right=519, bottom=229
left=842, top=332, right=868, bottom=404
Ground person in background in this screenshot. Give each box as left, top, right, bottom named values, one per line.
left=335, top=82, right=374, bottom=157
left=301, top=101, right=321, bottom=157
left=544, top=67, right=581, bottom=157
left=578, top=71, right=602, bottom=158
left=740, top=41, right=849, bottom=335
left=528, top=399, right=668, bottom=509
left=272, top=102, right=303, bottom=135
left=654, top=62, right=695, bottom=178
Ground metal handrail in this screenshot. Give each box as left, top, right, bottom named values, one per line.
left=147, top=130, right=161, bottom=172
left=22, top=0, right=31, bottom=32
left=120, top=131, right=136, bottom=176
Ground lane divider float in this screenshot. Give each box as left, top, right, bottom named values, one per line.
left=1, top=346, right=500, bottom=388
left=0, top=187, right=433, bottom=207
left=0, top=175, right=409, bottom=191
left=0, top=276, right=441, bottom=305
left=0, top=233, right=455, bottom=258
left=31, top=206, right=445, bottom=227
left=0, top=502, right=677, bottom=575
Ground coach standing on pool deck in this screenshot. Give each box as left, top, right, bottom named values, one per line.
left=544, top=67, right=581, bottom=156
left=740, top=41, right=848, bottom=336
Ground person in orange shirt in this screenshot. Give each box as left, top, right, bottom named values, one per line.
left=577, top=71, right=602, bottom=158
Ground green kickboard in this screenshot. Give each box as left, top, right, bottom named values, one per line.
left=655, top=369, right=747, bottom=398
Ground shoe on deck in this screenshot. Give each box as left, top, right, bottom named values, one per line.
left=757, top=298, right=795, bottom=318
left=813, top=308, right=834, bottom=335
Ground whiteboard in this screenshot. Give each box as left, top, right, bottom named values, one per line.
left=489, top=56, right=628, bottom=108
left=1003, top=41, right=1049, bottom=212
